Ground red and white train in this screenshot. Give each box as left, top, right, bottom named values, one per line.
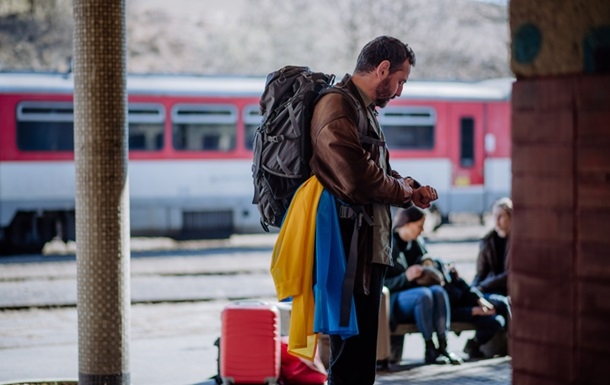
left=0, top=71, right=512, bottom=254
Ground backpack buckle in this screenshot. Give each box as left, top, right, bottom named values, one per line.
left=338, top=204, right=373, bottom=227
left=338, top=205, right=354, bottom=219
left=266, top=134, right=285, bottom=143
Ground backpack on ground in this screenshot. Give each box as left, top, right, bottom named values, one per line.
left=251, top=65, right=368, bottom=231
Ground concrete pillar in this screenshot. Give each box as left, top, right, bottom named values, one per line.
left=509, top=1, right=610, bottom=384
left=73, top=1, right=130, bottom=384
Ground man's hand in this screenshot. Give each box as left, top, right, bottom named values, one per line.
left=411, top=186, right=438, bottom=209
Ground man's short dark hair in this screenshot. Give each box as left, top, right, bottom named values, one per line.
left=354, top=36, right=416, bottom=74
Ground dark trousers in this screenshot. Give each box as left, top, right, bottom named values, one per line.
left=451, top=307, right=504, bottom=345
left=327, top=264, right=386, bottom=385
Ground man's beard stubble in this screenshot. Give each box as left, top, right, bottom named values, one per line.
left=374, top=77, right=394, bottom=108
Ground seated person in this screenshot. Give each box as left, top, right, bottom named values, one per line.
left=421, top=256, right=505, bottom=359
left=472, top=197, right=513, bottom=331
left=384, top=206, right=462, bottom=365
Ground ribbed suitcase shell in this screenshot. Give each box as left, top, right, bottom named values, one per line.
left=220, top=302, right=281, bottom=384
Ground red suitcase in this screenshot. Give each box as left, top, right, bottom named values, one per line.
left=220, top=302, right=281, bottom=384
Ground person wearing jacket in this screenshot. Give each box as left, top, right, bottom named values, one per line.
left=471, top=197, right=513, bottom=331
left=309, top=36, right=439, bottom=385
left=384, top=207, right=462, bottom=366
left=425, top=256, right=505, bottom=359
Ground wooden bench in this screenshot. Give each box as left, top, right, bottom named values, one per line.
left=377, top=287, right=479, bottom=362
left=391, top=321, right=476, bottom=337
left=386, top=320, right=508, bottom=362
left=379, top=287, right=477, bottom=339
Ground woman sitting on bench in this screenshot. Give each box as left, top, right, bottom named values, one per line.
left=384, top=206, right=462, bottom=365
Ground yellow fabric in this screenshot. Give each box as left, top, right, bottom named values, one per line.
left=270, top=176, right=324, bottom=361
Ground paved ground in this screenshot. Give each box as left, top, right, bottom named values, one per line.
left=376, top=356, right=511, bottom=384
left=0, top=222, right=511, bottom=385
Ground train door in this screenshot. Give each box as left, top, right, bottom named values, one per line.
left=446, top=103, right=486, bottom=215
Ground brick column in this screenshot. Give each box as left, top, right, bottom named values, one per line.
left=510, top=1, right=610, bottom=384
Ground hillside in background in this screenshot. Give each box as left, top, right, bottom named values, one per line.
left=0, top=0, right=512, bottom=81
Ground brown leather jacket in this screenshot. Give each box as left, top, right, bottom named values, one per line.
left=309, top=76, right=410, bottom=294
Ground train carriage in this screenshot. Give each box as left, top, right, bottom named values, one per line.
left=0, top=71, right=512, bottom=254
left=383, top=77, right=512, bottom=222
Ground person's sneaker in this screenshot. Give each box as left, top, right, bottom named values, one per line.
left=438, top=349, right=463, bottom=365
left=463, top=338, right=485, bottom=359
left=376, top=359, right=390, bottom=371
left=425, top=341, right=450, bottom=365
left=425, top=350, right=451, bottom=365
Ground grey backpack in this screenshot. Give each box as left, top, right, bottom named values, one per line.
left=251, top=65, right=370, bottom=231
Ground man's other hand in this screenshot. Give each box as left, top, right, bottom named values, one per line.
left=411, top=186, right=438, bottom=209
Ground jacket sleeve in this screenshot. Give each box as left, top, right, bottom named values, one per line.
left=477, top=272, right=508, bottom=293
left=384, top=243, right=418, bottom=292
left=309, top=93, right=407, bottom=206
left=384, top=265, right=417, bottom=293
left=471, top=238, right=491, bottom=288
left=390, top=169, right=414, bottom=209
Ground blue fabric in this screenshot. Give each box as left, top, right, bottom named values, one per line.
left=313, top=189, right=359, bottom=338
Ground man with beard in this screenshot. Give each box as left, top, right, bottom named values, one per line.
left=309, top=36, right=439, bottom=385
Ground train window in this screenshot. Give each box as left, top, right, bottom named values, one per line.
left=128, top=103, right=165, bottom=151
left=171, top=104, right=237, bottom=151
left=17, top=102, right=165, bottom=152
left=17, top=101, right=74, bottom=151
left=378, top=107, right=436, bottom=150
left=243, top=104, right=262, bottom=150
left=460, top=117, right=475, bottom=168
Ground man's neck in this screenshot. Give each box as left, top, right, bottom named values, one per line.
left=351, top=73, right=377, bottom=102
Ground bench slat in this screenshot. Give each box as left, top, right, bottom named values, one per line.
left=392, top=322, right=476, bottom=336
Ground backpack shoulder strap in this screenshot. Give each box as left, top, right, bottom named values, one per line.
left=321, top=87, right=369, bottom=137
left=320, top=80, right=386, bottom=149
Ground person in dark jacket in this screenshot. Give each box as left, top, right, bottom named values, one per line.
left=309, top=36, right=439, bottom=385
left=472, top=197, right=512, bottom=295
left=471, top=197, right=513, bottom=334
left=384, top=207, right=462, bottom=365
left=423, top=256, right=505, bottom=359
